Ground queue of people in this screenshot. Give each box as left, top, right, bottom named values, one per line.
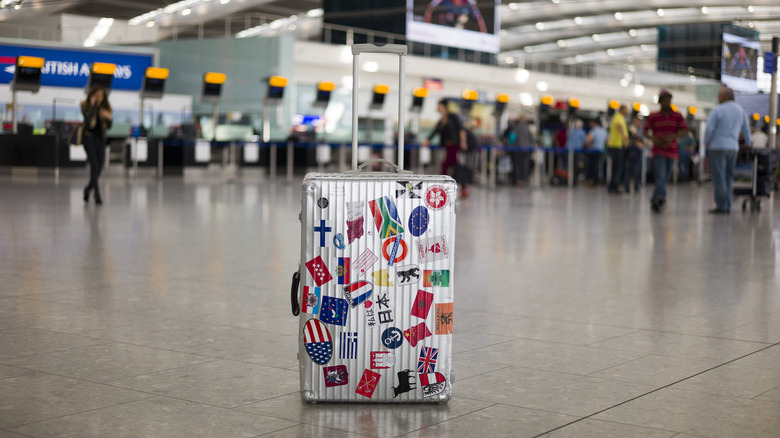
left=491, top=87, right=761, bottom=215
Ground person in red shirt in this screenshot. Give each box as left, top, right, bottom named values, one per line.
left=643, top=89, right=688, bottom=213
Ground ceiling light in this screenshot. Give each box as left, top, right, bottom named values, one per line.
left=504, top=56, right=515, bottom=64
left=181, top=8, right=191, bottom=16
left=557, top=40, right=566, bottom=48
left=689, top=75, right=697, bottom=82
left=657, top=9, right=664, bottom=17
left=628, top=29, right=637, bottom=37
left=747, top=5, right=754, bottom=13
left=640, top=45, right=650, bottom=52
left=628, top=65, right=636, bottom=72
left=515, top=69, right=530, bottom=84
left=551, top=0, right=560, bottom=4
left=535, top=22, right=545, bottom=30
left=524, top=46, right=533, bottom=53
left=574, top=17, right=583, bottom=25
left=592, top=34, right=600, bottom=42
left=362, top=61, right=379, bottom=73
left=536, top=81, right=548, bottom=92
left=620, top=78, right=629, bottom=87
left=701, top=7, right=708, bottom=14
left=614, top=12, right=623, bottom=21
left=307, top=8, right=323, bottom=17
left=146, top=21, right=155, bottom=28
left=575, top=55, right=583, bottom=63
left=607, top=49, right=615, bottom=57
left=220, top=0, right=230, bottom=4
left=520, top=92, right=534, bottom=107
left=748, top=22, right=755, bottom=28
left=634, top=84, right=645, bottom=97
left=508, top=2, right=518, bottom=10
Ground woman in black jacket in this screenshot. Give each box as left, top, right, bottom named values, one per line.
left=422, top=99, right=469, bottom=197
left=81, top=86, right=112, bottom=205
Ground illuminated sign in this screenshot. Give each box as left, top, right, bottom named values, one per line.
left=0, top=44, right=153, bottom=90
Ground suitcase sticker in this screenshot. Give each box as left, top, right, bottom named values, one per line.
left=303, top=319, right=333, bottom=365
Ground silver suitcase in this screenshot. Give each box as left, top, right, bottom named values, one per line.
left=291, top=44, right=456, bottom=403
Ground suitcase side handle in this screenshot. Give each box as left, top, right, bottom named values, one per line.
left=290, top=271, right=301, bottom=316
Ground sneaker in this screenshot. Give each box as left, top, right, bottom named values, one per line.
left=651, top=197, right=665, bottom=213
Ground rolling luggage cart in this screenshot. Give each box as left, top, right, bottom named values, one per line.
left=734, top=149, right=776, bottom=212
left=290, top=43, right=456, bottom=403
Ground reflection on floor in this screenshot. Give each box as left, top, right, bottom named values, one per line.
left=1, top=171, right=779, bottom=438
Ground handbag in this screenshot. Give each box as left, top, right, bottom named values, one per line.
left=68, top=124, right=84, bottom=146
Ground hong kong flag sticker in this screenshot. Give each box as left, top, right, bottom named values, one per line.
left=425, top=185, right=448, bottom=210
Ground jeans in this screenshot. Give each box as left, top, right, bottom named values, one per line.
left=707, top=149, right=738, bottom=211
left=83, top=135, right=106, bottom=192
left=652, top=155, right=674, bottom=202
left=607, top=148, right=625, bottom=192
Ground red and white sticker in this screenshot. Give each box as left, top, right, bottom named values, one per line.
left=425, top=185, right=448, bottom=210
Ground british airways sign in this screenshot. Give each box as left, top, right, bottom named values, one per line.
left=0, top=44, right=154, bottom=90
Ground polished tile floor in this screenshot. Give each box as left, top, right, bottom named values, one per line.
left=1, top=169, right=779, bottom=438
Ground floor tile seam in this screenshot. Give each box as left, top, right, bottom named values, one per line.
left=592, top=326, right=776, bottom=346
left=582, top=352, right=654, bottom=377
left=5, top=394, right=158, bottom=430
left=751, top=383, right=780, bottom=401
left=530, top=340, right=780, bottom=438
left=0, top=428, right=35, bottom=438
left=393, top=403, right=503, bottom=438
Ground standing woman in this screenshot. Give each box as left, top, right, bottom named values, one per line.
left=422, top=99, right=469, bottom=197
left=81, top=86, right=112, bottom=205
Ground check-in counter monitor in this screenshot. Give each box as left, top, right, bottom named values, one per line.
left=314, top=81, right=335, bottom=107
left=370, top=84, right=389, bottom=110
left=461, top=89, right=478, bottom=112
left=11, top=56, right=45, bottom=92
left=266, top=75, right=288, bottom=104
left=201, top=72, right=226, bottom=103
left=495, top=93, right=509, bottom=116
left=411, top=87, right=427, bottom=113
left=88, top=62, right=116, bottom=92
left=141, top=67, right=169, bottom=99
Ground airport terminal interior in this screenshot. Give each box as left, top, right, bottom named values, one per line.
left=2, top=1, right=780, bottom=437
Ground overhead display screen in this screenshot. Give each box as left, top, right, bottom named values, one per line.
left=722, top=32, right=760, bottom=93
left=406, top=0, right=500, bottom=53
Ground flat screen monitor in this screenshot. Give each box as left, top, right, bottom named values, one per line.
left=203, top=82, right=222, bottom=98
left=406, top=0, right=500, bottom=53
left=143, top=77, right=165, bottom=95
left=14, top=66, right=42, bottom=87
left=315, top=89, right=331, bottom=105
left=88, top=73, right=113, bottom=92
left=267, top=85, right=284, bottom=100
left=370, top=92, right=386, bottom=108
left=722, top=32, right=760, bottom=93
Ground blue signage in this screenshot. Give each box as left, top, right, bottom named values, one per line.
left=0, top=44, right=153, bottom=90
left=764, top=52, right=776, bottom=75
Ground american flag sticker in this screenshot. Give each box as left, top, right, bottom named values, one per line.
left=302, top=319, right=332, bottom=365
left=301, top=286, right=321, bottom=315
left=356, top=369, right=381, bottom=398
left=339, top=332, right=358, bottom=359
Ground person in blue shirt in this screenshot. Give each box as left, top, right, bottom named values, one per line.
left=564, top=119, right=586, bottom=171
left=704, top=86, right=752, bottom=214
left=585, top=119, right=607, bottom=184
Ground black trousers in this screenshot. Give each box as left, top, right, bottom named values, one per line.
left=83, top=135, right=105, bottom=191
left=607, top=148, right=625, bottom=193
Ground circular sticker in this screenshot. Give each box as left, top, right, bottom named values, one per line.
left=333, top=233, right=346, bottom=250
left=408, top=206, right=429, bottom=237
left=425, top=185, right=448, bottom=210
left=317, top=197, right=329, bottom=209
left=381, top=327, right=404, bottom=349
left=381, top=237, right=408, bottom=264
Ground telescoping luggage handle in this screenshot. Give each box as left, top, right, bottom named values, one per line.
left=350, top=43, right=411, bottom=174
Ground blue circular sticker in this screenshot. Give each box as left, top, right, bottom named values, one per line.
left=381, top=327, right=404, bottom=349
left=333, top=233, right=346, bottom=250
left=408, top=206, right=429, bottom=237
